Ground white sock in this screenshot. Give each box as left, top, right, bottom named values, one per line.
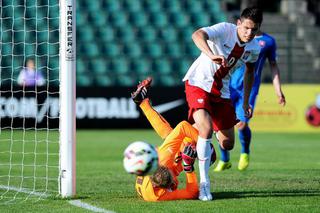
left=196, top=136, right=212, bottom=183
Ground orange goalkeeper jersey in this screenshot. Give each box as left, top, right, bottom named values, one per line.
left=134, top=121, right=199, bottom=201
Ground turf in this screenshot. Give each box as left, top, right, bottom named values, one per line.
left=0, top=130, right=320, bottom=212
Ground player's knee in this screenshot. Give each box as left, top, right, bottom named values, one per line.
left=220, top=139, right=234, bottom=151
left=237, top=121, right=248, bottom=130
left=178, top=120, right=189, bottom=129
left=197, top=122, right=212, bottom=138
left=193, top=110, right=213, bottom=138
left=176, top=121, right=192, bottom=136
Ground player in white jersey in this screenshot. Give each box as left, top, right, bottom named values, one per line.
left=183, top=7, right=263, bottom=201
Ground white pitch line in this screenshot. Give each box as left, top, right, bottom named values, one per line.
left=1, top=185, right=115, bottom=213
left=0, top=185, right=49, bottom=198
left=68, top=200, right=116, bottom=213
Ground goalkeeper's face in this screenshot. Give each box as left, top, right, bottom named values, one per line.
left=150, top=166, right=174, bottom=189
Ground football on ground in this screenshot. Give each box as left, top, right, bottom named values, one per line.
left=123, top=141, right=158, bottom=176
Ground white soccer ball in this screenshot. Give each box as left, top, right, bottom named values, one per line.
left=123, top=141, right=158, bottom=176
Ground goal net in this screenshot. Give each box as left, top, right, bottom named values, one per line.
left=0, top=0, right=76, bottom=203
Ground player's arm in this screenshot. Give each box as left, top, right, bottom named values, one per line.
left=157, top=172, right=199, bottom=201
left=267, top=37, right=286, bottom=106
left=243, top=62, right=255, bottom=118
left=17, top=70, right=25, bottom=86
left=269, top=61, right=286, bottom=106
left=36, top=70, right=46, bottom=86
left=192, top=29, right=227, bottom=67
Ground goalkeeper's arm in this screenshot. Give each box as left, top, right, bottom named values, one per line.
left=157, top=143, right=199, bottom=201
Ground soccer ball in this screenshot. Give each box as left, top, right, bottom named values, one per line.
left=123, top=141, right=158, bottom=176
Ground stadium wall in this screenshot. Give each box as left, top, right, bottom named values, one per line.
left=0, top=85, right=319, bottom=132
left=0, top=86, right=188, bottom=129
left=251, top=84, right=320, bottom=132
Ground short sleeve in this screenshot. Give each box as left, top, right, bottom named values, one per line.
left=201, top=22, right=228, bottom=42
left=267, top=37, right=277, bottom=62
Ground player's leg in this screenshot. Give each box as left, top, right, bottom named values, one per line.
left=131, top=77, right=173, bottom=139
left=131, top=77, right=152, bottom=104
left=238, top=122, right=251, bottom=154
left=213, top=129, right=233, bottom=172
left=139, top=99, right=173, bottom=139
left=237, top=92, right=257, bottom=170
left=237, top=121, right=251, bottom=171
left=210, top=100, right=237, bottom=172
left=214, top=90, right=241, bottom=172
left=193, top=109, right=213, bottom=200
left=158, top=121, right=198, bottom=162
left=158, top=121, right=199, bottom=176
left=185, top=82, right=213, bottom=201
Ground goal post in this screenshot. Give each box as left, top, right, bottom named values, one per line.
left=59, top=0, right=76, bottom=198
left=0, top=0, right=76, bottom=202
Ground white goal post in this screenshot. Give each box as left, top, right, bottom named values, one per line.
left=0, top=0, right=76, bottom=201
left=59, top=0, right=76, bottom=198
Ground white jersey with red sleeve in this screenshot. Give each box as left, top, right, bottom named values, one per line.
left=183, top=22, right=261, bottom=99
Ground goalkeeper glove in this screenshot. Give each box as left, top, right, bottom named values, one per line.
left=174, top=152, right=182, bottom=163
left=181, top=143, right=197, bottom=173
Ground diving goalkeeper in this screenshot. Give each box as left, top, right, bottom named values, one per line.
left=131, top=77, right=216, bottom=201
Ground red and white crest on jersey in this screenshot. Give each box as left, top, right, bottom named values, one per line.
left=259, top=40, right=266, bottom=47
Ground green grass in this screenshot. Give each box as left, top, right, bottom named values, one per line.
left=1, top=130, right=320, bottom=212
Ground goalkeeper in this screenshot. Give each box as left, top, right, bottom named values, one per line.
left=131, top=78, right=216, bottom=201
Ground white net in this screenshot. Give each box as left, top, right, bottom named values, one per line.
left=0, top=0, right=60, bottom=203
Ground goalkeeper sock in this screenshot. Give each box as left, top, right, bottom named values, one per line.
left=140, top=99, right=172, bottom=139
left=196, top=136, right=212, bottom=183
left=239, top=126, right=251, bottom=154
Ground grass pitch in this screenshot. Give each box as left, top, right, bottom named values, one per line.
left=0, top=130, right=320, bottom=212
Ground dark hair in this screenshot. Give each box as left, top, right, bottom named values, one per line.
left=240, top=7, right=263, bottom=25
left=150, top=166, right=173, bottom=189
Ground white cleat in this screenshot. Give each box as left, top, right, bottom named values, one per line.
left=199, top=182, right=212, bottom=201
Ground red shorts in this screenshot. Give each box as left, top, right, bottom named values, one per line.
left=185, top=81, right=238, bottom=131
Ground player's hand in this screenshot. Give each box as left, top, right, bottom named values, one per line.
left=243, top=104, right=253, bottom=118
left=211, top=55, right=228, bottom=67
left=278, top=93, right=286, bottom=106
left=181, top=143, right=197, bottom=173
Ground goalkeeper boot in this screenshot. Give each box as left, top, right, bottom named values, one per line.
left=131, top=77, right=152, bottom=105
left=199, top=182, right=212, bottom=201
left=238, top=153, right=249, bottom=171
left=213, top=160, right=232, bottom=172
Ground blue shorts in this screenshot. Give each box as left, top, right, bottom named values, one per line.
left=230, top=87, right=258, bottom=123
